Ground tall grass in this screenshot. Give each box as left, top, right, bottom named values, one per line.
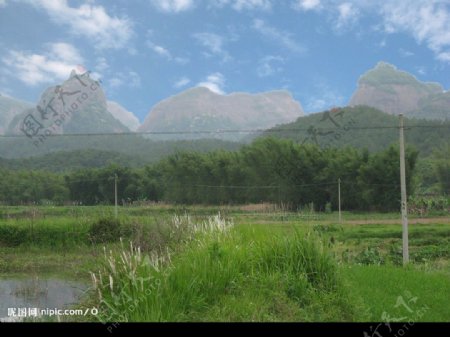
left=0, top=219, right=91, bottom=248
left=90, top=214, right=357, bottom=322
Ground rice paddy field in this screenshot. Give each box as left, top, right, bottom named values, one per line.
left=0, top=204, right=449, bottom=323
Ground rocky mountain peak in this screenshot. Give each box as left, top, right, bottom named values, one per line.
left=349, top=62, right=448, bottom=119
left=138, top=86, right=304, bottom=140
left=6, top=71, right=129, bottom=145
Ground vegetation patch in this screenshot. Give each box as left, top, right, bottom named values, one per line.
left=88, top=218, right=123, bottom=244
left=89, top=215, right=357, bottom=322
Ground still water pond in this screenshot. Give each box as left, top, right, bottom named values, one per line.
left=0, top=277, right=87, bottom=321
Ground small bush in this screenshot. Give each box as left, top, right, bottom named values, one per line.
left=409, top=195, right=449, bottom=216
left=89, top=218, right=123, bottom=243
left=0, top=226, right=29, bottom=246
left=313, top=224, right=343, bottom=233
left=412, top=245, right=450, bottom=262
left=387, top=244, right=403, bottom=265
left=354, top=247, right=384, bottom=265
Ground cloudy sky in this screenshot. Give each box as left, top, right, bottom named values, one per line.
left=1, top=0, right=450, bottom=121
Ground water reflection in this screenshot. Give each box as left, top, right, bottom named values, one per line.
left=0, top=277, right=87, bottom=321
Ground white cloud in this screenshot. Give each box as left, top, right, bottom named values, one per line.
left=335, top=2, right=359, bottom=30
left=306, top=80, right=345, bottom=112
left=193, top=33, right=223, bottom=54
left=308, top=1, right=450, bottom=63
left=197, top=72, right=225, bottom=94
left=150, top=0, right=194, bottom=13
left=95, top=57, right=109, bottom=73
left=89, top=71, right=102, bottom=82
left=381, top=0, right=450, bottom=63
left=0, top=0, right=7, bottom=7
left=2, top=43, right=83, bottom=86
left=108, top=71, right=141, bottom=89
left=211, top=0, right=271, bottom=11
left=174, top=77, right=191, bottom=88
left=30, top=0, right=133, bottom=50
left=399, top=48, right=414, bottom=57
left=147, top=41, right=172, bottom=59
left=437, top=51, right=450, bottom=62
left=128, top=47, right=138, bottom=56
left=290, top=1, right=450, bottom=62
left=232, top=0, right=271, bottom=11
left=293, top=0, right=321, bottom=11
left=307, top=92, right=345, bottom=112
left=416, top=66, right=427, bottom=76
left=147, top=41, right=190, bottom=64
left=252, top=19, right=306, bottom=54
left=109, top=77, right=123, bottom=88
left=50, top=42, right=83, bottom=64
left=193, top=32, right=231, bottom=61
left=174, top=56, right=190, bottom=64
left=257, top=55, right=284, bottom=77
left=129, top=71, right=141, bottom=88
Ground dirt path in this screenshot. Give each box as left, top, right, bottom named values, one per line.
left=343, top=217, right=450, bottom=225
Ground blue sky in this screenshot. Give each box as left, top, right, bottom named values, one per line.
left=1, top=0, right=450, bottom=122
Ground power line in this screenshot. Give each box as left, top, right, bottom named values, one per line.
left=0, top=176, right=402, bottom=189
left=0, top=124, right=449, bottom=138
left=341, top=181, right=400, bottom=187
left=187, top=182, right=339, bottom=189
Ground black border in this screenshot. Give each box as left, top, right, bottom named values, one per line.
left=0, top=322, right=447, bottom=336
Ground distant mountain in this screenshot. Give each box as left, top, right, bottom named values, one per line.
left=107, top=101, right=140, bottom=131
left=0, top=94, right=32, bottom=134
left=0, top=74, right=244, bottom=165
left=349, top=62, right=449, bottom=120
left=0, top=149, right=144, bottom=172
left=262, top=105, right=450, bottom=156
left=408, top=91, right=450, bottom=120
left=7, top=71, right=129, bottom=143
left=138, top=87, right=304, bottom=140
left=0, top=131, right=242, bottom=162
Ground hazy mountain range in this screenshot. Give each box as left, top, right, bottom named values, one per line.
left=0, top=94, right=33, bottom=135
left=1, top=62, right=449, bottom=141
left=349, top=62, right=450, bottom=120
left=138, top=87, right=304, bottom=140
left=6, top=71, right=128, bottom=142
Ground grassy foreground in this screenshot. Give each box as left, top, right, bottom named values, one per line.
left=91, top=215, right=359, bottom=322
left=0, top=206, right=449, bottom=322
left=88, top=214, right=450, bottom=322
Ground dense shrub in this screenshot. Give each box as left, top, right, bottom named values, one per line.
left=89, top=218, right=123, bottom=243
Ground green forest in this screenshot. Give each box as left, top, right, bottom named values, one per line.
left=2, top=137, right=447, bottom=211
left=0, top=106, right=448, bottom=211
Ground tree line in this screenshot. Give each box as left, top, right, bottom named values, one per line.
left=1, top=137, right=437, bottom=211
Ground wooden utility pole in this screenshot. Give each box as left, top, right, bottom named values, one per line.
left=114, top=174, right=118, bottom=219
left=338, top=178, right=342, bottom=223
left=399, top=114, right=409, bottom=265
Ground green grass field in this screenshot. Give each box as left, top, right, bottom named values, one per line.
left=0, top=205, right=449, bottom=322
